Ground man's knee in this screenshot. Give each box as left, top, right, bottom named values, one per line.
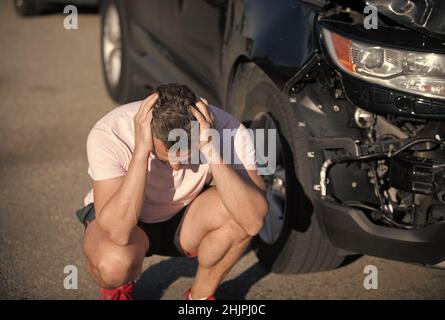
left=95, top=249, right=142, bottom=289
left=197, top=218, right=252, bottom=269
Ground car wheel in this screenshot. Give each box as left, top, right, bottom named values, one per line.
left=100, top=0, right=147, bottom=103
left=227, top=63, right=348, bottom=273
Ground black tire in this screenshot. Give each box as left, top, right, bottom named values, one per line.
left=100, top=0, right=149, bottom=103
left=227, top=63, right=347, bottom=273
left=13, top=0, right=42, bottom=16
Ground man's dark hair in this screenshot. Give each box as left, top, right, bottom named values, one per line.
left=152, top=83, right=197, bottom=148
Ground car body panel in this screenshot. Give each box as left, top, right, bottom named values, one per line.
left=119, top=0, right=319, bottom=105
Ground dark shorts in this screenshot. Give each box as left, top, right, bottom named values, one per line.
left=75, top=202, right=194, bottom=258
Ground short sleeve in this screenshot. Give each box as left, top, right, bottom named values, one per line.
left=233, top=123, right=257, bottom=171
left=86, top=127, right=127, bottom=181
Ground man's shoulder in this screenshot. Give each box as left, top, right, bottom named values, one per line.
left=87, top=100, right=141, bottom=146
left=93, top=100, right=142, bottom=130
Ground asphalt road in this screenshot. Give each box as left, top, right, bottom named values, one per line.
left=0, top=0, right=444, bottom=300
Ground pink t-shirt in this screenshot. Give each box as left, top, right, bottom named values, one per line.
left=83, top=101, right=257, bottom=223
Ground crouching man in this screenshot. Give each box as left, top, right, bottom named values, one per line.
left=77, top=83, right=268, bottom=300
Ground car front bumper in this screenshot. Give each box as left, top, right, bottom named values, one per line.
left=315, top=198, right=445, bottom=265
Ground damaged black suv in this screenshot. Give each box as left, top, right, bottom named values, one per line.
left=99, top=0, right=445, bottom=273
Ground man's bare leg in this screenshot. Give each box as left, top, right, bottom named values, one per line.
left=179, top=187, right=254, bottom=299
left=192, top=223, right=251, bottom=298
left=83, top=220, right=149, bottom=289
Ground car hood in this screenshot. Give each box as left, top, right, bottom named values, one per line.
left=366, top=0, right=445, bottom=40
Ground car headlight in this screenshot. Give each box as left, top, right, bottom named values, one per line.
left=322, top=28, right=445, bottom=100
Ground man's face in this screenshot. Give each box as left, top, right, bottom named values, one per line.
left=153, top=137, right=191, bottom=171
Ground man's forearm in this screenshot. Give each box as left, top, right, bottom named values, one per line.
left=206, top=147, right=268, bottom=236
left=97, top=150, right=149, bottom=245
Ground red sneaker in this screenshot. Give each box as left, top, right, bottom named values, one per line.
left=185, top=288, right=216, bottom=300
left=101, top=282, right=134, bottom=300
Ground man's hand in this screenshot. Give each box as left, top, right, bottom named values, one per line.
left=133, top=93, right=158, bottom=156
left=190, top=97, right=215, bottom=149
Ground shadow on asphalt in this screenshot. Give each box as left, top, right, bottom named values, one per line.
left=133, top=252, right=269, bottom=300
left=218, top=262, right=268, bottom=299
left=133, top=257, right=197, bottom=300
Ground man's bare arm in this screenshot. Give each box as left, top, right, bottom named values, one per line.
left=92, top=94, right=158, bottom=246
left=191, top=99, right=268, bottom=236
left=94, top=151, right=150, bottom=246
left=210, top=161, right=268, bottom=236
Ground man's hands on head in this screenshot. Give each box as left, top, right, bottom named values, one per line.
left=133, top=93, right=158, bottom=157
left=134, top=94, right=214, bottom=155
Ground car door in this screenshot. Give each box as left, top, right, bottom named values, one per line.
left=123, top=0, right=227, bottom=103
left=125, top=0, right=178, bottom=52
left=171, top=0, right=228, bottom=102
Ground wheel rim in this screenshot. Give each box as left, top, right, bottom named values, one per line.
left=250, top=112, right=286, bottom=245
left=102, top=4, right=122, bottom=88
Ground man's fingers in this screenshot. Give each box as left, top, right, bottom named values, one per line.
left=142, top=103, right=155, bottom=126
left=143, top=93, right=159, bottom=110
left=138, top=93, right=158, bottom=119
left=136, top=96, right=152, bottom=119
left=145, top=92, right=159, bottom=104
left=146, top=106, right=154, bottom=122
left=190, top=105, right=206, bottom=124
left=196, top=99, right=212, bottom=124
left=198, top=98, right=215, bottom=126
left=200, top=97, right=208, bottom=105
